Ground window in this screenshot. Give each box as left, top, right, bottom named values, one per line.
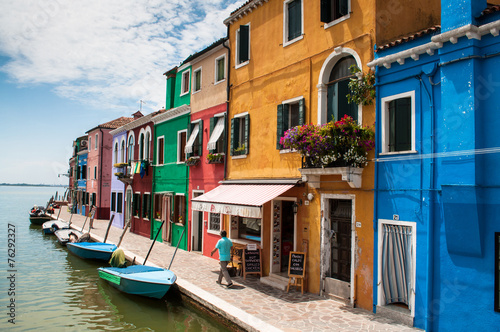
left=142, top=193, right=151, bottom=219
left=193, top=67, right=201, bottom=93
left=208, top=115, right=226, bottom=154
left=177, top=130, right=187, bottom=163
left=236, top=24, right=250, bottom=67
left=88, top=137, right=91, bottom=153
left=81, top=166, right=87, bottom=180
left=277, top=98, right=305, bottom=149
left=114, top=142, right=118, bottom=164
left=157, top=136, right=165, bottom=165
left=215, top=55, right=226, bottom=83
left=238, top=217, right=261, bottom=242
left=154, top=194, right=162, bottom=220
left=381, top=91, right=415, bottom=154
left=139, top=133, right=145, bottom=160
left=185, top=121, right=203, bottom=157
left=94, top=166, right=97, bottom=179
left=284, top=0, right=303, bottom=46
left=320, top=0, right=349, bottom=26
left=91, top=193, right=96, bottom=207
left=145, top=131, right=151, bottom=161
left=327, top=56, right=357, bottom=122
left=117, top=192, right=123, bottom=213
left=121, top=140, right=126, bottom=163
left=133, top=193, right=141, bottom=217
left=209, top=213, right=221, bottom=232
left=496, top=233, right=500, bottom=312
left=111, top=192, right=116, bottom=212
left=181, top=70, right=190, bottom=95
left=128, top=135, right=134, bottom=162
left=174, top=195, right=186, bottom=225
left=230, top=114, right=249, bottom=156
left=95, top=134, right=98, bottom=150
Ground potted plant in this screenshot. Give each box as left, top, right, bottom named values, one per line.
left=114, top=172, right=124, bottom=177
left=207, top=153, right=224, bottom=164
left=113, top=162, right=129, bottom=168
left=234, top=143, right=246, bottom=155
left=347, top=65, right=375, bottom=106
left=185, top=156, right=200, bottom=166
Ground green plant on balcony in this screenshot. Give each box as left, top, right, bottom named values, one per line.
left=280, top=115, right=374, bottom=168
left=207, top=153, right=224, bottom=164
left=114, top=172, right=124, bottom=177
left=113, top=162, right=129, bottom=168
left=185, top=156, right=200, bottom=166
left=347, top=65, right=375, bottom=106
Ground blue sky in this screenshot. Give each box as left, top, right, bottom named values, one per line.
left=0, top=0, right=244, bottom=185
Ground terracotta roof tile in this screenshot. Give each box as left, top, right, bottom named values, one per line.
left=376, top=26, right=441, bottom=52
left=99, top=116, right=135, bottom=129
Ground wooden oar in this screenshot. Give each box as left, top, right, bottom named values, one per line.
left=103, top=215, right=115, bottom=243
left=167, top=227, right=185, bottom=270
left=143, top=220, right=166, bottom=265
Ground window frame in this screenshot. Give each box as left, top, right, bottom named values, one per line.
left=133, top=192, right=141, bottom=218
left=231, top=112, right=249, bottom=158
left=283, top=0, right=304, bottom=47
left=114, top=141, right=119, bottom=164
left=180, top=69, right=191, bottom=96
left=142, top=192, right=151, bottom=220
left=185, top=120, right=203, bottom=158
left=208, top=113, right=226, bottom=154
left=214, top=55, right=226, bottom=84
left=95, top=133, right=98, bottom=150
left=193, top=66, right=202, bottom=93
left=127, top=132, right=135, bottom=162
left=321, top=0, right=351, bottom=29
left=94, top=166, right=97, bottom=180
left=277, top=96, right=305, bottom=150
left=111, top=192, right=116, bottom=212
left=173, top=194, right=186, bottom=225
left=177, top=129, right=188, bottom=164
left=157, top=136, right=165, bottom=166
left=116, top=192, right=123, bottom=214
left=380, top=91, right=416, bottom=155
left=235, top=24, right=250, bottom=69
left=207, top=213, right=222, bottom=235
left=121, top=139, right=126, bottom=163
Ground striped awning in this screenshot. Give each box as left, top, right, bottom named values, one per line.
left=191, top=184, right=295, bottom=218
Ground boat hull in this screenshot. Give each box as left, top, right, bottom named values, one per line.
left=67, top=242, right=117, bottom=260
left=42, top=220, right=70, bottom=234
left=29, top=215, right=52, bottom=225
left=55, top=229, right=83, bottom=245
left=97, top=265, right=177, bottom=299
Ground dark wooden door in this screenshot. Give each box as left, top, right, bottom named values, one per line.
left=329, top=199, right=352, bottom=282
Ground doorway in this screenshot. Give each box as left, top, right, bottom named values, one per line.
left=271, top=199, right=296, bottom=277
left=191, top=191, right=204, bottom=252
left=321, top=195, right=355, bottom=303
left=162, top=195, right=172, bottom=243
left=125, top=186, right=133, bottom=229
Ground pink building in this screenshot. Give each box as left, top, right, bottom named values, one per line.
left=86, top=117, right=134, bottom=220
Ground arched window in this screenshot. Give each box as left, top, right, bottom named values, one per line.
left=326, top=55, right=357, bottom=122
left=114, top=142, right=118, bottom=164
left=139, top=133, right=145, bottom=160
left=128, top=135, right=134, bottom=162
left=145, top=131, right=151, bottom=161
left=121, top=140, right=126, bottom=163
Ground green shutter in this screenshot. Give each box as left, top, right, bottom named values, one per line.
left=244, top=114, right=250, bottom=155
left=298, top=98, right=305, bottom=125
left=223, top=114, right=227, bottom=154
left=288, top=0, right=301, bottom=41
left=230, top=118, right=235, bottom=156
left=340, top=0, right=348, bottom=16
left=320, top=0, right=332, bottom=23
left=198, top=120, right=203, bottom=155
left=239, top=25, right=249, bottom=63
left=210, top=117, right=216, bottom=135
left=186, top=123, right=192, bottom=159
left=277, top=104, right=284, bottom=149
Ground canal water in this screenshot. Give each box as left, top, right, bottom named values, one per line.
left=0, top=186, right=231, bottom=331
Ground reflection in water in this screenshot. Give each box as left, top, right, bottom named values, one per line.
left=0, top=186, right=230, bottom=331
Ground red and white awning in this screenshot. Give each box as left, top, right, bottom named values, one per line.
left=191, top=184, right=295, bottom=218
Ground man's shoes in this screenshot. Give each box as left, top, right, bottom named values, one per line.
left=216, top=280, right=221, bottom=285
left=227, top=283, right=234, bottom=288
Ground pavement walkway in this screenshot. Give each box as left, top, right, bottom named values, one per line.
left=53, top=208, right=420, bottom=332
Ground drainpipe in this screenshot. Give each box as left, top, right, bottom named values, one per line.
left=372, top=63, right=380, bottom=314
left=222, top=31, right=231, bottom=181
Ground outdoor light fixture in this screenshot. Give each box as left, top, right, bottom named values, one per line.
left=307, top=193, right=314, bottom=201
left=293, top=202, right=298, bottom=214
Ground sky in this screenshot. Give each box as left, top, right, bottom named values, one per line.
left=0, top=0, right=245, bottom=185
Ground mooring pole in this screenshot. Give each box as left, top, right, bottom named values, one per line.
left=143, top=220, right=166, bottom=265
left=168, top=227, right=186, bottom=270
left=117, top=219, right=131, bottom=247
left=103, top=215, right=115, bottom=243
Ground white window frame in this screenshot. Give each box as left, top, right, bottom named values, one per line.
left=127, top=131, right=135, bottom=163
left=192, top=67, right=202, bottom=94
left=232, top=112, right=249, bottom=159
left=177, top=129, right=188, bottom=164
left=207, top=212, right=222, bottom=235
left=88, top=136, right=92, bottom=153
left=214, top=55, right=226, bottom=85
left=279, top=96, right=303, bottom=153
left=95, top=133, right=98, bottom=150
left=113, top=139, right=119, bottom=164
left=180, top=69, right=191, bottom=96
left=157, top=135, right=165, bottom=166
left=235, top=23, right=250, bottom=69
left=120, top=138, right=126, bottom=163
left=283, top=0, right=304, bottom=47
left=94, top=166, right=97, bottom=180
left=323, top=0, right=351, bottom=30
left=377, top=218, right=417, bottom=318
left=380, top=91, right=416, bottom=155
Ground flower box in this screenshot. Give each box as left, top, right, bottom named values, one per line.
left=185, top=157, right=200, bottom=166
left=207, top=153, right=224, bottom=164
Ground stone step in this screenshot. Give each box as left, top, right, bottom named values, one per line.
left=260, top=274, right=289, bottom=291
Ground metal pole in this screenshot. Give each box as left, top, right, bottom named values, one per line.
left=168, top=227, right=186, bottom=270
left=143, top=220, right=166, bottom=265
left=103, top=214, right=115, bottom=243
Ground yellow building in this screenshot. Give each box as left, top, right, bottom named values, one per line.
left=192, top=0, right=439, bottom=311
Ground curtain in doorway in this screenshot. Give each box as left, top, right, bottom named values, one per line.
left=382, top=224, right=413, bottom=308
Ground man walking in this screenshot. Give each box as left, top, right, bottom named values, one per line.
left=211, top=230, right=233, bottom=288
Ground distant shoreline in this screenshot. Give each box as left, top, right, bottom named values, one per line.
left=0, top=183, right=68, bottom=188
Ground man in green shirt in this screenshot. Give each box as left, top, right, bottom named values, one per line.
left=211, top=230, right=233, bottom=288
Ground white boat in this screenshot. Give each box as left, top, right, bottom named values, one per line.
left=54, top=229, right=84, bottom=245
left=42, top=220, right=70, bottom=234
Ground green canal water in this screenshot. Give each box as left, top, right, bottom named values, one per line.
left=0, top=186, right=231, bottom=331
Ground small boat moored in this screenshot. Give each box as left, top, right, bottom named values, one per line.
left=67, top=242, right=117, bottom=260
left=97, top=265, right=177, bottom=299
left=29, top=205, right=52, bottom=225
left=42, top=220, right=70, bottom=234
left=54, top=229, right=84, bottom=245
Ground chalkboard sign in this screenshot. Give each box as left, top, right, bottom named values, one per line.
left=288, top=251, right=306, bottom=278
left=243, top=247, right=262, bottom=279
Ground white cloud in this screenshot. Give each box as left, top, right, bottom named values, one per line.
left=0, top=0, right=245, bottom=112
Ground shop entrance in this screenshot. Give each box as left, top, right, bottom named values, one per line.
left=191, top=191, right=203, bottom=252
left=321, top=196, right=354, bottom=303
left=271, top=200, right=296, bottom=277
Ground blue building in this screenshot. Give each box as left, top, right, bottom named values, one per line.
left=369, top=1, right=500, bottom=330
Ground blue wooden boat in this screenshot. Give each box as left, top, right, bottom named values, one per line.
left=67, top=242, right=117, bottom=260
left=97, top=265, right=177, bottom=299
left=42, top=220, right=70, bottom=234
